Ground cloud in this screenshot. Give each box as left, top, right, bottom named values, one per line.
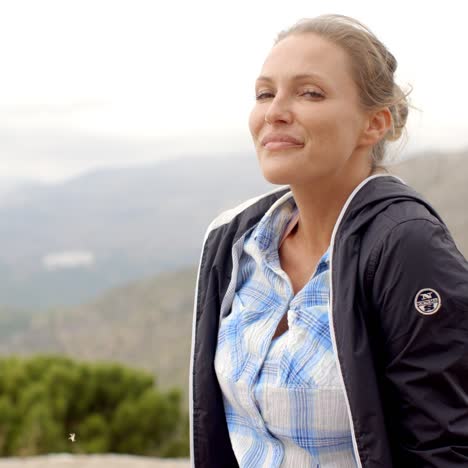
left=42, top=250, right=95, bottom=271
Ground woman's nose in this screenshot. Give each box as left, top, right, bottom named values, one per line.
left=264, top=95, right=293, bottom=124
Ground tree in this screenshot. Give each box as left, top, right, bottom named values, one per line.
left=0, top=354, right=188, bottom=457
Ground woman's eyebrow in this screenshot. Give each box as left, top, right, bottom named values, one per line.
left=255, top=73, right=327, bottom=84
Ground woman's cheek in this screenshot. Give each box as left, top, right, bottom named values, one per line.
left=248, top=108, right=259, bottom=139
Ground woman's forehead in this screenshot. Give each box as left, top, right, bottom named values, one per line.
left=258, top=34, right=354, bottom=90
left=263, top=34, right=348, bottom=72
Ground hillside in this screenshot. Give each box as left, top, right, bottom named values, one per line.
left=0, top=267, right=198, bottom=410
left=0, top=149, right=466, bottom=310
left=0, top=154, right=272, bottom=309
left=0, top=149, right=466, bottom=414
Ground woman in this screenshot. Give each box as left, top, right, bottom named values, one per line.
left=189, top=14, right=468, bottom=467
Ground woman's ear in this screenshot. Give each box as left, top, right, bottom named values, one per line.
left=359, top=107, right=393, bottom=147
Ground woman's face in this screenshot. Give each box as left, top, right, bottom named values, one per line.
left=249, top=33, right=372, bottom=185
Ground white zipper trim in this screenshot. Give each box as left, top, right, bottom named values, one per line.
left=328, top=173, right=404, bottom=467
left=188, top=222, right=212, bottom=468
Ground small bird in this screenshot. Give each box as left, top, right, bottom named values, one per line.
left=68, top=433, right=76, bottom=442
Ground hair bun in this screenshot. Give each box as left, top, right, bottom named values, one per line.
left=385, top=84, right=409, bottom=142
left=385, top=51, right=398, bottom=74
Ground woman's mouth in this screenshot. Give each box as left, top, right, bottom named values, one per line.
left=264, top=142, right=304, bottom=150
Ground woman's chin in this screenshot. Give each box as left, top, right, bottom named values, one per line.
left=259, top=163, right=332, bottom=187
left=258, top=169, right=290, bottom=185
left=257, top=154, right=311, bottom=185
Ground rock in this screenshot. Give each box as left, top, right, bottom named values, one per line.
left=0, top=454, right=190, bottom=467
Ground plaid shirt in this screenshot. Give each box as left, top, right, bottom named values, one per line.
left=214, top=192, right=357, bottom=467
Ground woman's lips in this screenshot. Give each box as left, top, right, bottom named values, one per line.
left=264, top=141, right=304, bottom=150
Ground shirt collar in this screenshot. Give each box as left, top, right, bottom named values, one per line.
left=252, top=193, right=330, bottom=267
left=253, top=195, right=297, bottom=252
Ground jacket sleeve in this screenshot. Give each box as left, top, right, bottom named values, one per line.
left=370, top=218, right=468, bottom=467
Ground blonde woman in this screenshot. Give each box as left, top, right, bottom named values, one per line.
left=189, top=14, right=468, bottom=467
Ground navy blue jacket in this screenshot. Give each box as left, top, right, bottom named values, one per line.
left=189, top=174, right=468, bottom=467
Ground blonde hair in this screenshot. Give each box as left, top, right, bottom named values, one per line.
left=274, top=14, right=411, bottom=171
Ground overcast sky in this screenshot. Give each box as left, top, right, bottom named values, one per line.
left=1, top=0, right=467, bottom=182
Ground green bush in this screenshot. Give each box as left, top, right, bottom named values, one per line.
left=0, top=354, right=189, bottom=457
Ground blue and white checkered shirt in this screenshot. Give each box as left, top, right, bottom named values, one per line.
left=214, top=193, right=357, bottom=467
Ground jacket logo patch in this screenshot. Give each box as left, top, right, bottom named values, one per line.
left=414, top=288, right=442, bottom=315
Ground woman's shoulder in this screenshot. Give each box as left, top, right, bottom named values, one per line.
left=204, top=186, right=290, bottom=235
left=363, top=175, right=450, bottom=246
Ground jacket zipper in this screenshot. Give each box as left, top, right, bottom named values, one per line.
left=328, top=173, right=404, bottom=467
left=188, top=219, right=214, bottom=468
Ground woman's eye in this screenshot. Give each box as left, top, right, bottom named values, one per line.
left=255, top=92, right=273, bottom=100
left=255, top=90, right=323, bottom=100
left=302, top=91, right=324, bottom=98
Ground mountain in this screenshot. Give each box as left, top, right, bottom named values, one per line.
left=0, top=154, right=273, bottom=309
left=0, top=266, right=198, bottom=409
left=0, top=149, right=466, bottom=310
